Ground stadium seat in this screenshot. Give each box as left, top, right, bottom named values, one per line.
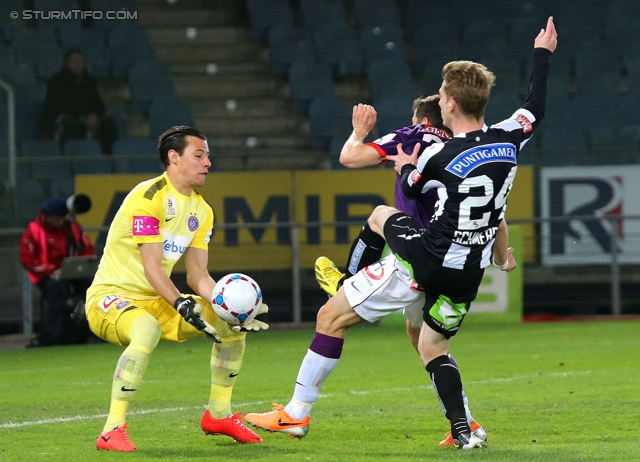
left=128, top=62, right=175, bottom=114
left=299, top=0, right=348, bottom=31
left=112, top=138, right=158, bottom=173
left=366, top=60, right=416, bottom=101
left=412, top=24, right=461, bottom=76
left=50, top=175, right=76, bottom=198
left=149, top=97, right=193, bottom=122
left=373, top=94, right=415, bottom=136
left=312, top=24, right=363, bottom=76
left=148, top=112, right=195, bottom=138
left=31, top=157, right=74, bottom=177
left=63, top=139, right=103, bottom=157
left=267, top=25, right=315, bottom=76
left=288, top=60, right=334, bottom=113
left=73, top=158, right=113, bottom=174
left=105, top=103, right=128, bottom=139
left=308, top=95, right=353, bottom=150
left=21, top=139, right=62, bottom=157
left=246, top=0, right=294, bottom=42
left=33, top=0, right=80, bottom=29
left=109, top=27, right=156, bottom=79
left=13, top=29, right=62, bottom=79
left=14, top=178, right=47, bottom=224
left=89, top=0, right=137, bottom=30
left=359, top=25, right=406, bottom=64
left=353, top=0, right=401, bottom=28
left=484, top=92, right=522, bottom=126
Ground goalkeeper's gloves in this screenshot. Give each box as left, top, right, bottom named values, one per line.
left=230, top=303, right=270, bottom=332
left=174, top=296, right=221, bottom=342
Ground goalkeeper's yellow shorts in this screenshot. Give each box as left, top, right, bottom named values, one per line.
left=85, top=290, right=218, bottom=346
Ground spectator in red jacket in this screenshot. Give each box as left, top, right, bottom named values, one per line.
left=20, top=197, right=95, bottom=346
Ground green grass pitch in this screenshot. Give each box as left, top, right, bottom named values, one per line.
left=2, top=315, right=640, bottom=461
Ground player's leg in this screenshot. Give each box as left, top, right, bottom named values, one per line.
left=246, top=255, right=416, bottom=438
left=245, top=288, right=362, bottom=437
left=189, top=298, right=262, bottom=443
left=87, top=295, right=162, bottom=452
left=419, top=296, right=484, bottom=450
left=315, top=211, right=392, bottom=297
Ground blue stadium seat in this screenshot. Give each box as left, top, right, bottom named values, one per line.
left=149, top=97, right=192, bottom=122
left=109, top=27, right=156, bottom=79
left=246, top=0, right=294, bottom=42
left=89, top=0, right=137, bottom=30
left=312, top=24, right=363, bottom=75
left=308, top=95, right=352, bottom=150
left=33, top=0, right=80, bottom=29
left=13, top=29, right=62, bottom=79
left=267, top=25, right=315, bottom=76
left=105, top=103, right=128, bottom=139
left=128, top=62, right=175, bottom=114
left=300, top=0, right=348, bottom=31
left=15, top=178, right=47, bottom=224
left=73, top=158, right=113, bottom=174
left=412, top=24, right=461, bottom=76
left=373, top=94, right=415, bottom=136
left=484, top=92, right=522, bottom=126
left=113, top=138, right=157, bottom=156
left=359, top=25, right=406, bottom=64
left=21, top=139, right=62, bottom=157
left=63, top=138, right=103, bottom=157
left=148, top=112, right=195, bottom=138
left=367, top=60, right=416, bottom=100
left=31, top=157, right=74, bottom=177
left=112, top=138, right=158, bottom=173
left=353, top=0, right=401, bottom=28
left=288, top=60, right=334, bottom=113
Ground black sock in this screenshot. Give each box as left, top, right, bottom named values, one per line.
left=426, top=355, right=470, bottom=439
left=343, top=223, right=387, bottom=278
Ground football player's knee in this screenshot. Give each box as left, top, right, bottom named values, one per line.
left=129, top=315, right=162, bottom=351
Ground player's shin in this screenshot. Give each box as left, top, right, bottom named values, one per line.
left=104, top=316, right=160, bottom=432
left=426, top=355, right=470, bottom=439
left=208, top=333, right=246, bottom=418
left=286, top=332, right=344, bottom=419
left=345, top=223, right=387, bottom=278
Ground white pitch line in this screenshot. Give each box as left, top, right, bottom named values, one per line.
left=0, top=370, right=592, bottom=429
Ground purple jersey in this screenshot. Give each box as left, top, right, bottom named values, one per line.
left=367, top=124, right=450, bottom=228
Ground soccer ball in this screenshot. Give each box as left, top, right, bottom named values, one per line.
left=211, top=273, right=262, bottom=325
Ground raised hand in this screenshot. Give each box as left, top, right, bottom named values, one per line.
left=534, top=16, right=557, bottom=53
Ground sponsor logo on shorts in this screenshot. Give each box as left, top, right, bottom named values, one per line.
left=364, top=261, right=385, bottom=281
left=116, top=301, right=131, bottom=309
left=99, top=295, right=122, bottom=312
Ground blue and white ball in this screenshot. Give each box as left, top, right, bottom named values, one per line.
left=211, top=273, right=262, bottom=325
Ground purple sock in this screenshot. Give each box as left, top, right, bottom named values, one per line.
left=309, top=332, right=344, bottom=359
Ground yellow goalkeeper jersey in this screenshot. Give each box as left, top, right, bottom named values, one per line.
left=88, top=172, right=214, bottom=300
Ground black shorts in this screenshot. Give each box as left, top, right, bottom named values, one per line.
left=383, top=212, right=484, bottom=338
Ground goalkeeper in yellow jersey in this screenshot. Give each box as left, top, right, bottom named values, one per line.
left=85, top=126, right=268, bottom=451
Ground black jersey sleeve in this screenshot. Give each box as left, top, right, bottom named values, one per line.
left=522, top=48, right=552, bottom=123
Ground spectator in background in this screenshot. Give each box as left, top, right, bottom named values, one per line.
left=39, top=48, right=117, bottom=154
left=19, top=197, right=95, bottom=346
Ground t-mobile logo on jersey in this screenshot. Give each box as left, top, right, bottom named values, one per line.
left=132, top=216, right=160, bottom=236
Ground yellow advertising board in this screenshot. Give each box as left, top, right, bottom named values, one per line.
left=76, top=165, right=534, bottom=272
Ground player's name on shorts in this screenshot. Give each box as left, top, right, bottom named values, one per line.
left=445, top=143, right=516, bottom=178
left=452, top=226, right=497, bottom=245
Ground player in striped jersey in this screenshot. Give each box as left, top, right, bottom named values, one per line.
left=244, top=17, right=555, bottom=449
left=314, top=96, right=486, bottom=444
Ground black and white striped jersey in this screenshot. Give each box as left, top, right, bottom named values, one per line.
left=400, top=48, right=552, bottom=270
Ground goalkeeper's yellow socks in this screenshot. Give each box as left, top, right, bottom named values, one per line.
left=103, top=316, right=160, bottom=432
left=208, top=336, right=245, bottom=418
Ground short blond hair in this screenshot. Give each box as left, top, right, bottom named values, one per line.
left=442, top=61, right=495, bottom=121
